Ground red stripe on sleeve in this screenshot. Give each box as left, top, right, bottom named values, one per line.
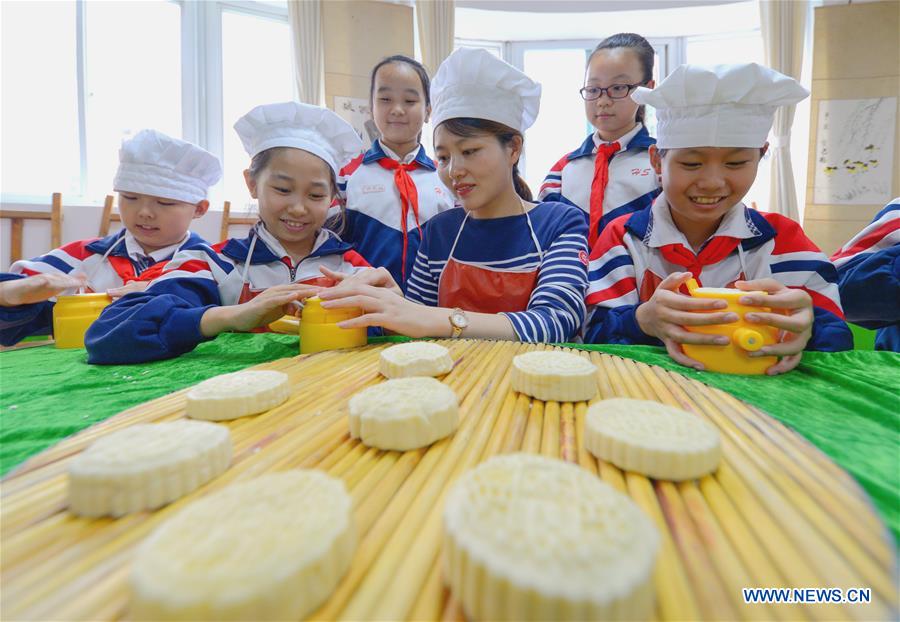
left=830, top=219, right=900, bottom=261
left=586, top=277, right=637, bottom=305
left=342, top=250, right=371, bottom=268
left=763, top=213, right=822, bottom=255
left=163, top=259, right=212, bottom=275
left=338, top=154, right=365, bottom=177
left=58, top=239, right=101, bottom=261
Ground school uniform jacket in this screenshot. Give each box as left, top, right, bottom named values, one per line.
left=539, top=123, right=660, bottom=239
left=0, top=230, right=207, bottom=346
left=337, top=140, right=453, bottom=288
left=583, top=196, right=852, bottom=351
left=831, top=199, right=900, bottom=351
left=85, top=223, right=370, bottom=364
left=405, top=202, right=589, bottom=343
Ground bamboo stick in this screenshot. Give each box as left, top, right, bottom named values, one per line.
left=406, top=554, right=446, bottom=622
left=678, top=481, right=782, bottom=622
left=626, top=473, right=702, bottom=621
left=655, top=480, right=738, bottom=619
left=521, top=399, right=544, bottom=454
left=499, top=393, right=531, bottom=454
left=540, top=400, right=560, bottom=459
left=559, top=403, right=577, bottom=464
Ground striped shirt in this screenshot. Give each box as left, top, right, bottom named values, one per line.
left=831, top=198, right=900, bottom=351
left=405, top=202, right=589, bottom=343
left=539, top=123, right=660, bottom=239
left=0, top=230, right=208, bottom=346
left=85, top=224, right=370, bottom=364
left=584, top=196, right=852, bottom=351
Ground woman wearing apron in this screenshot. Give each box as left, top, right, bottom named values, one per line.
left=319, top=48, right=589, bottom=343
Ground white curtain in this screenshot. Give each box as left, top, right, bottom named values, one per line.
left=288, top=0, right=324, bottom=106
left=760, top=0, right=808, bottom=220
left=417, top=0, right=455, bottom=76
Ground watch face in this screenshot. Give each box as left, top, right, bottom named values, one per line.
left=452, top=310, right=469, bottom=328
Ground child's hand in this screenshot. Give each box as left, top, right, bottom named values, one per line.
left=107, top=281, right=150, bottom=300
left=319, top=282, right=436, bottom=337
left=635, top=272, right=739, bottom=370
left=0, top=273, right=87, bottom=306
left=200, top=284, right=322, bottom=337
left=319, top=266, right=402, bottom=296
left=735, top=279, right=813, bottom=375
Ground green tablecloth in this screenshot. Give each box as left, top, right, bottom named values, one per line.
left=1, top=334, right=897, bottom=544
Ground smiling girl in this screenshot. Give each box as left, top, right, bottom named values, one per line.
left=319, top=48, right=589, bottom=343
left=540, top=33, right=660, bottom=248
left=337, top=56, right=453, bottom=289
left=86, top=103, right=371, bottom=364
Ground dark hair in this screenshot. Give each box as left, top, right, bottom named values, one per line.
left=587, top=33, right=655, bottom=124
left=246, top=147, right=346, bottom=234
left=438, top=118, right=532, bottom=202
left=369, top=55, right=431, bottom=107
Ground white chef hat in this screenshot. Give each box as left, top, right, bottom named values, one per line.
left=113, top=130, right=222, bottom=204
left=431, top=47, right=542, bottom=133
left=234, top=101, right=363, bottom=176
left=631, top=63, right=809, bottom=149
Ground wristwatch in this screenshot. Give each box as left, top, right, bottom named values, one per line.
left=448, top=307, right=469, bottom=338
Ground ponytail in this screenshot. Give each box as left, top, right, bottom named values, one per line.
left=512, top=163, right=532, bottom=201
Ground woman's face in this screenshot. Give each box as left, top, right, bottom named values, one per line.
left=434, top=124, right=520, bottom=214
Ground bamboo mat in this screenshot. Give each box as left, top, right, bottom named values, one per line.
left=1, top=340, right=896, bottom=621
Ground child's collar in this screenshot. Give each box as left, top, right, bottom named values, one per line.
left=626, top=194, right=775, bottom=251
left=220, top=222, right=354, bottom=265
left=363, top=139, right=435, bottom=170
left=123, top=231, right=190, bottom=262
left=569, top=123, right=655, bottom=161
left=86, top=229, right=201, bottom=261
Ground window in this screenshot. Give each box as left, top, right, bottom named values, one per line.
left=2, top=2, right=80, bottom=198
left=221, top=9, right=293, bottom=209
left=0, top=0, right=293, bottom=208
left=518, top=46, right=588, bottom=194
left=83, top=1, right=182, bottom=201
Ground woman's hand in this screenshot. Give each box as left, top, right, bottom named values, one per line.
left=318, top=282, right=445, bottom=338
left=319, top=266, right=402, bottom=296
left=107, top=280, right=150, bottom=300
left=0, top=273, right=87, bottom=306
left=635, top=272, right=738, bottom=370
left=200, top=284, right=322, bottom=337
left=735, top=279, right=813, bottom=375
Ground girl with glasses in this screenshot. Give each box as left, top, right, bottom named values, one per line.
left=539, top=33, right=661, bottom=248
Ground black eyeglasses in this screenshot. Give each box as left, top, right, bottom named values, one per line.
left=579, top=82, right=647, bottom=101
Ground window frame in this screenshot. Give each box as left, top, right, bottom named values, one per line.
left=1, top=0, right=291, bottom=207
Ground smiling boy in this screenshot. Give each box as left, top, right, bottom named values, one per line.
left=583, top=63, right=852, bottom=374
